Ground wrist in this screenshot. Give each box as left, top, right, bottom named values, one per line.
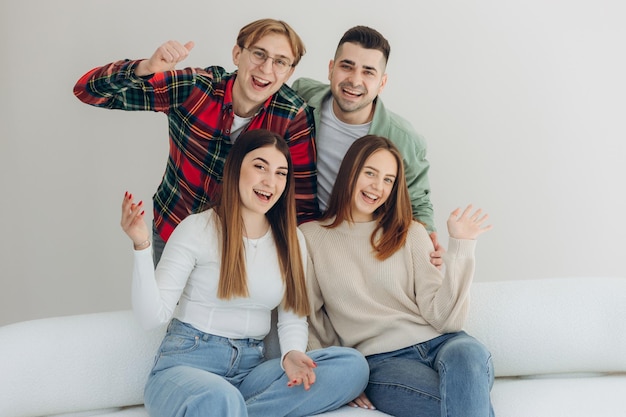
left=133, top=239, right=151, bottom=250
left=134, top=60, right=153, bottom=77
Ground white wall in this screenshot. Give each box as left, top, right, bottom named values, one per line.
left=1, top=0, right=625, bottom=326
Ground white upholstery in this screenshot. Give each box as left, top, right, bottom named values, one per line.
left=1, top=277, right=624, bottom=417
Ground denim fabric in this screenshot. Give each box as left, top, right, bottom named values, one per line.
left=144, top=319, right=368, bottom=417
left=365, top=331, right=495, bottom=417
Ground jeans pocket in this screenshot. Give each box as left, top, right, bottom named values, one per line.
left=159, top=333, right=201, bottom=356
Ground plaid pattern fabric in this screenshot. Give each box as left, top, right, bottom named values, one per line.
left=75, top=60, right=319, bottom=240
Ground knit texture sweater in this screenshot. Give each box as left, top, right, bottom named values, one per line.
left=299, top=219, right=477, bottom=357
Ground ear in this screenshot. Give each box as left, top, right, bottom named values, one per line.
left=232, top=44, right=242, bottom=66
left=327, top=59, right=335, bottom=82
left=378, top=73, right=388, bottom=94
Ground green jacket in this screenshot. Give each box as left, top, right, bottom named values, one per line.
left=292, top=77, right=435, bottom=232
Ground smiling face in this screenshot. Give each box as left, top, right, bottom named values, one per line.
left=232, top=33, right=296, bottom=117
left=351, top=149, right=398, bottom=222
left=328, top=42, right=388, bottom=125
left=238, top=144, right=289, bottom=219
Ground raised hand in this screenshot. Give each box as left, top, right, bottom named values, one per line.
left=120, top=191, right=151, bottom=249
left=135, top=40, right=195, bottom=76
left=447, top=204, right=493, bottom=240
left=282, top=350, right=317, bottom=391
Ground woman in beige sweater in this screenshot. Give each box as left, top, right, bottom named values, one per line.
left=300, top=135, right=495, bottom=417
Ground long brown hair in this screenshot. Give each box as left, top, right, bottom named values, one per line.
left=322, top=135, right=413, bottom=260
left=211, top=129, right=309, bottom=315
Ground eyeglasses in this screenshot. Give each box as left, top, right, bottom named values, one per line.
left=243, top=47, right=294, bottom=74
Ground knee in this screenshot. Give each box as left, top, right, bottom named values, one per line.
left=311, top=346, right=369, bottom=389
left=440, top=337, right=493, bottom=377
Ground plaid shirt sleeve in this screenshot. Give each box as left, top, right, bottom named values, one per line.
left=285, top=105, right=320, bottom=223
left=73, top=59, right=201, bottom=111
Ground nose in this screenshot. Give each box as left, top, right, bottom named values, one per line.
left=259, top=57, right=274, bottom=73
left=262, top=172, right=275, bottom=187
left=346, top=71, right=362, bottom=87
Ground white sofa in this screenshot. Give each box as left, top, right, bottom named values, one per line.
left=2, top=277, right=626, bottom=417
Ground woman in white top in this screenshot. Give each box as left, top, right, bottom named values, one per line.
left=121, top=129, right=368, bottom=417
left=300, top=135, right=495, bottom=417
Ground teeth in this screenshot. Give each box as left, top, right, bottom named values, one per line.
left=344, top=87, right=361, bottom=96
left=363, top=192, right=378, bottom=200
left=255, top=190, right=272, bottom=197
left=253, top=76, right=270, bottom=86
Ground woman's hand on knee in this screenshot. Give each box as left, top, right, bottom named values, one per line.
left=283, top=350, right=317, bottom=391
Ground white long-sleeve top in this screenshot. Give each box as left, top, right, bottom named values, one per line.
left=132, top=209, right=308, bottom=359
left=300, top=219, right=477, bottom=357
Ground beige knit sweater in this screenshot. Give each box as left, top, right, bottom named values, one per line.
left=299, top=219, right=478, bottom=356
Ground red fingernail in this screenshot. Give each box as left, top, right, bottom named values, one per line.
left=138, top=200, right=143, bottom=206
left=140, top=210, right=145, bottom=215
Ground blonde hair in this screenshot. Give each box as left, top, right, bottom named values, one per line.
left=236, top=18, right=306, bottom=66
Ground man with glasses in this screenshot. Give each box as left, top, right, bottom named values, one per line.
left=74, top=18, right=317, bottom=265
left=292, top=25, right=444, bottom=267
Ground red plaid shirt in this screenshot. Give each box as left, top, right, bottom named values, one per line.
left=74, top=60, right=319, bottom=241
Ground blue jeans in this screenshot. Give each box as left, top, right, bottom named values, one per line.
left=365, top=331, right=494, bottom=417
left=144, top=319, right=369, bottom=417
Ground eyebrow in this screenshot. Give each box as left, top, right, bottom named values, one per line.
left=364, top=165, right=396, bottom=178
left=339, top=59, right=378, bottom=73
left=253, top=157, right=288, bottom=171
left=250, top=46, right=291, bottom=60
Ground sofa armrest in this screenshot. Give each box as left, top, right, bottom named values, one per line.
left=0, top=310, right=164, bottom=417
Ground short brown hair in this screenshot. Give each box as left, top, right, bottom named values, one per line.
left=336, top=25, right=391, bottom=66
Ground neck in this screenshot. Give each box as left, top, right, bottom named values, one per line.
left=233, top=102, right=260, bottom=118
left=232, top=81, right=263, bottom=118
left=332, top=100, right=375, bottom=125
left=242, top=213, right=270, bottom=239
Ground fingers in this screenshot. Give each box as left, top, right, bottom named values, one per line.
left=447, top=204, right=493, bottom=239
left=121, top=191, right=144, bottom=225
left=157, top=40, right=192, bottom=64
left=183, top=41, right=195, bottom=52
left=287, top=370, right=316, bottom=390
left=350, top=392, right=376, bottom=410
left=429, top=250, right=444, bottom=270
left=284, top=352, right=317, bottom=390
left=121, top=192, right=150, bottom=244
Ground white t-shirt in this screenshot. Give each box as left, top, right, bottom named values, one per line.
left=316, top=97, right=371, bottom=211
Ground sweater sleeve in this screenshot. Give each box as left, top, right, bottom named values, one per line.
left=411, top=225, right=477, bottom=333
left=275, top=230, right=310, bottom=368
left=131, top=215, right=199, bottom=330
left=303, top=233, right=342, bottom=350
